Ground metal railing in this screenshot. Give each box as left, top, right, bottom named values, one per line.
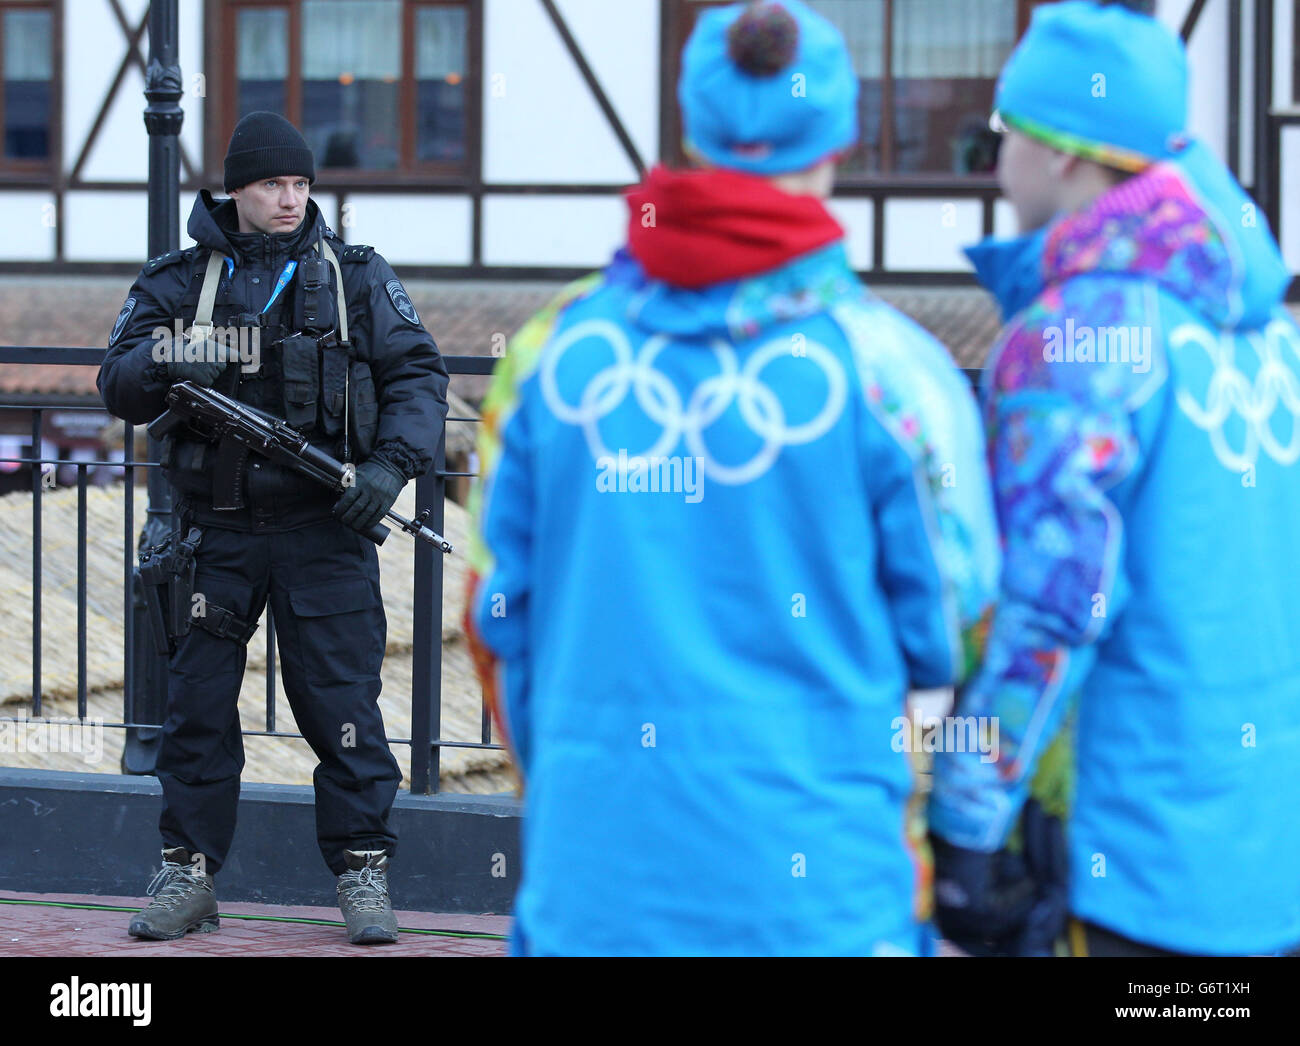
left=0, top=346, right=494, bottom=794
left=2, top=350, right=983, bottom=796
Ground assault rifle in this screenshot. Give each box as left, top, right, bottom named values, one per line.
left=148, top=381, right=453, bottom=553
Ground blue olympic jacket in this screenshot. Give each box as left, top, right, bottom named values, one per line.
left=930, top=139, right=1300, bottom=955
left=467, top=239, right=999, bottom=956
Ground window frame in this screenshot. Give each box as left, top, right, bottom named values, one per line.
left=209, top=0, right=478, bottom=187
left=0, top=0, right=61, bottom=180
left=661, top=0, right=1052, bottom=187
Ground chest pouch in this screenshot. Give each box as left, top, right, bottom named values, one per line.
left=320, top=345, right=350, bottom=438
left=281, top=333, right=320, bottom=430
left=293, top=253, right=334, bottom=333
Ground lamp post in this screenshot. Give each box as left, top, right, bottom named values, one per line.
left=123, top=0, right=182, bottom=774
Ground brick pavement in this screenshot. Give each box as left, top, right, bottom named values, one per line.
left=0, top=889, right=509, bottom=957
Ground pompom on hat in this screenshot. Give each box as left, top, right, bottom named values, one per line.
left=992, top=0, right=1189, bottom=172
left=677, top=0, right=859, bottom=176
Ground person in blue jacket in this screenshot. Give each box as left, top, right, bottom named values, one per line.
left=465, top=0, right=999, bottom=956
left=929, top=0, right=1300, bottom=956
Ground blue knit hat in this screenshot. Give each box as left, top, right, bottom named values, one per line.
left=678, top=0, right=859, bottom=176
left=994, top=1, right=1188, bottom=171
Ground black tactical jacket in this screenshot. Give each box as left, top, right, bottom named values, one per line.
left=98, top=191, right=449, bottom=531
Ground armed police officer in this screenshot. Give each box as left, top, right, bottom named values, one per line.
left=98, top=112, right=449, bottom=945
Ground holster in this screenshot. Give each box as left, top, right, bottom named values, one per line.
left=138, top=526, right=203, bottom=656
left=137, top=525, right=261, bottom=652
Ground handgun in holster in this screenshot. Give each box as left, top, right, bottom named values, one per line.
left=138, top=526, right=203, bottom=657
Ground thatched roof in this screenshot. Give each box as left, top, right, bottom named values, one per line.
left=0, top=481, right=514, bottom=793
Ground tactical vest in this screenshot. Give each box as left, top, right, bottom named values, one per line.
left=161, top=238, right=380, bottom=508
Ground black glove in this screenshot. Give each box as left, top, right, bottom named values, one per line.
left=931, top=831, right=1037, bottom=956
left=1005, top=800, right=1069, bottom=956
left=334, top=459, right=405, bottom=534
left=931, top=800, right=1068, bottom=956
left=164, top=333, right=230, bottom=387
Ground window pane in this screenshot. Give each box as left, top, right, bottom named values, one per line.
left=891, top=0, right=1016, bottom=173
left=806, top=0, right=884, bottom=176
left=236, top=7, right=288, bottom=119
left=415, top=5, right=467, bottom=166
left=3, top=8, right=53, bottom=161
left=302, top=0, right=401, bottom=170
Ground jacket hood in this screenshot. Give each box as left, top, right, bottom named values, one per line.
left=616, top=240, right=864, bottom=342
left=186, top=189, right=329, bottom=267
left=966, top=138, right=1291, bottom=331
left=965, top=224, right=1052, bottom=323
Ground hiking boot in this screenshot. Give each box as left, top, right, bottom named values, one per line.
left=337, top=849, right=399, bottom=944
left=128, top=847, right=219, bottom=940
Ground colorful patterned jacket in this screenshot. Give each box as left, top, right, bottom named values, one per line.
left=466, top=240, right=999, bottom=955
left=930, top=140, right=1300, bottom=955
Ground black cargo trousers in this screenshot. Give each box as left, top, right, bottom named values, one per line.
left=155, top=501, right=400, bottom=878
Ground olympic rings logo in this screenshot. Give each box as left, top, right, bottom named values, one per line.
left=539, top=320, right=848, bottom=485
left=1169, top=318, right=1300, bottom=471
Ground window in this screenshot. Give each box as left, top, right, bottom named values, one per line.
left=666, top=0, right=1053, bottom=180
left=0, top=1, right=55, bottom=171
left=221, top=0, right=471, bottom=178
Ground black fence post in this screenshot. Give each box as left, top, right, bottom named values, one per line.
left=123, top=0, right=183, bottom=774
left=409, top=430, right=449, bottom=795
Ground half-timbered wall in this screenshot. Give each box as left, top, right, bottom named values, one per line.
left=0, top=0, right=1293, bottom=284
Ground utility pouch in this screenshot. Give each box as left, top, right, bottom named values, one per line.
left=294, top=253, right=333, bottom=333
left=348, top=360, right=379, bottom=460
left=281, top=333, right=320, bottom=429
left=320, top=344, right=350, bottom=437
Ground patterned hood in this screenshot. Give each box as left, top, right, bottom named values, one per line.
left=969, top=138, right=1292, bottom=331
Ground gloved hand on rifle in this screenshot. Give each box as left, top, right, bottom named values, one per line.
left=334, top=458, right=406, bottom=534
left=164, top=331, right=235, bottom=387
left=930, top=800, right=1068, bottom=956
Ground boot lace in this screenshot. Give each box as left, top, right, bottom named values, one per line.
left=338, top=864, right=390, bottom=914
left=145, top=860, right=209, bottom=911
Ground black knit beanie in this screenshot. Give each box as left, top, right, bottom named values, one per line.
left=223, top=111, right=316, bottom=192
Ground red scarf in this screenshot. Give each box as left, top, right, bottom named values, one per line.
left=625, top=165, right=844, bottom=288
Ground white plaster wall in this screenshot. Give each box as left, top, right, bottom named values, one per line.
left=341, top=194, right=473, bottom=265
left=825, top=198, right=874, bottom=271
left=1280, top=125, right=1300, bottom=273
left=63, top=192, right=147, bottom=261
left=481, top=0, right=646, bottom=184
left=0, top=193, right=57, bottom=261
left=883, top=199, right=982, bottom=271
left=482, top=194, right=624, bottom=267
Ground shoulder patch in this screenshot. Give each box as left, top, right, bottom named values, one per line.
left=142, top=248, right=190, bottom=276
left=385, top=279, right=420, bottom=325
left=341, top=244, right=375, bottom=263
left=109, top=297, right=138, bottom=346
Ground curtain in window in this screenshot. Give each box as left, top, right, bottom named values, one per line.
left=3, top=9, right=52, bottom=160
left=237, top=8, right=289, bottom=80
left=300, top=0, right=402, bottom=169
left=892, top=0, right=1016, bottom=78
left=416, top=6, right=468, bottom=165
left=806, top=0, right=885, bottom=78
left=3, top=9, right=53, bottom=80
left=416, top=6, right=466, bottom=78
left=302, top=0, right=401, bottom=79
